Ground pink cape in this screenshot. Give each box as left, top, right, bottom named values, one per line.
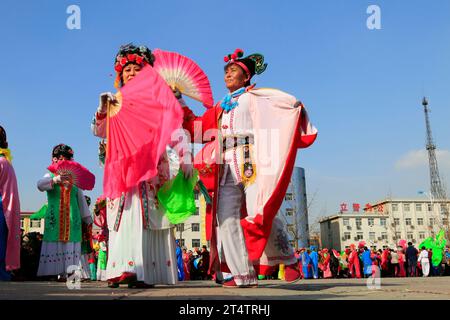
left=239, top=88, right=317, bottom=261
left=0, top=157, right=21, bottom=271
left=104, top=65, right=183, bottom=199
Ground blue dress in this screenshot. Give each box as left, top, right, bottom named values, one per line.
left=309, top=249, right=319, bottom=279
left=301, top=252, right=312, bottom=279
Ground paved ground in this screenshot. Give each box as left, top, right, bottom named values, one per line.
left=1, top=277, right=450, bottom=300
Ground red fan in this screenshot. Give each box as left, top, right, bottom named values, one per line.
left=47, top=160, right=96, bottom=191
left=153, top=49, right=214, bottom=108
left=104, top=64, right=184, bottom=199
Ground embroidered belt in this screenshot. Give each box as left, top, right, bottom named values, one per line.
left=222, top=135, right=254, bottom=151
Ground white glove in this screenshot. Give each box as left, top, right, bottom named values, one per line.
left=52, top=175, right=62, bottom=184
left=97, top=92, right=116, bottom=114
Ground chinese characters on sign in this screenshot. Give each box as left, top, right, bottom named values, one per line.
left=339, top=202, right=384, bottom=213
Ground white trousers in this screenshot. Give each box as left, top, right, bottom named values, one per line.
left=421, top=260, right=430, bottom=277
left=217, top=169, right=258, bottom=286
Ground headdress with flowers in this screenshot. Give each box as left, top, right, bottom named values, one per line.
left=223, top=48, right=267, bottom=78
left=113, top=43, right=155, bottom=88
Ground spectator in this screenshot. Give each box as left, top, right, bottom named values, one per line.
left=418, top=246, right=430, bottom=277
left=405, top=242, right=418, bottom=277
left=200, top=245, right=210, bottom=280
left=362, top=247, right=373, bottom=278
left=390, top=249, right=399, bottom=277
left=397, top=247, right=406, bottom=277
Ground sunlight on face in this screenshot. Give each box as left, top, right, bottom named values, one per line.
left=122, top=63, right=142, bottom=85
left=224, top=64, right=250, bottom=92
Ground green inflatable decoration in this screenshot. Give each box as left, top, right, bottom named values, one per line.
left=157, top=168, right=199, bottom=225
left=419, top=229, right=447, bottom=267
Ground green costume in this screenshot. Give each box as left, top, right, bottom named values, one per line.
left=43, top=175, right=82, bottom=243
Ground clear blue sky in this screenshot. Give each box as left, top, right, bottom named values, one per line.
left=1, top=1, right=449, bottom=226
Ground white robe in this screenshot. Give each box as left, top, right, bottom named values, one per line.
left=36, top=174, right=92, bottom=277
left=92, top=111, right=184, bottom=285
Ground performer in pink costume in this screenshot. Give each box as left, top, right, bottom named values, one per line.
left=0, top=126, right=21, bottom=280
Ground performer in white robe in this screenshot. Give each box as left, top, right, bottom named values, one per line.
left=36, top=144, right=93, bottom=280
left=92, top=43, right=192, bottom=288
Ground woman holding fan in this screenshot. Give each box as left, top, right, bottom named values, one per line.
left=92, top=43, right=192, bottom=288
left=36, top=144, right=93, bottom=280
left=181, top=49, right=317, bottom=287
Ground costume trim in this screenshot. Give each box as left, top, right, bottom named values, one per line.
left=113, top=193, right=126, bottom=232
left=140, top=182, right=150, bottom=230
left=240, top=143, right=256, bottom=188
left=59, top=184, right=72, bottom=242
left=0, top=148, right=12, bottom=163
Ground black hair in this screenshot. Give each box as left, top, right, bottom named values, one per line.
left=0, top=126, right=7, bottom=149
left=52, top=144, right=74, bottom=160
left=408, top=242, right=412, bottom=246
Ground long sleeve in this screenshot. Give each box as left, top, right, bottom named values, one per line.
left=77, top=188, right=93, bottom=224
left=182, top=105, right=219, bottom=144
left=37, top=173, right=54, bottom=192
left=30, top=204, right=48, bottom=219
left=91, top=111, right=107, bottom=138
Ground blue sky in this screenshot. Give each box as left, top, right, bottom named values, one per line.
left=1, top=1, right=449, bottom=226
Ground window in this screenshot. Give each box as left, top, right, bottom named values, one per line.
left=417, top=218, right=423, bottom=225
left=442, top=218, right=449, bottom=226
left=415, top=203, right=422, bottom=212
left=368, top=218, right=374, bottom=226
left=192, top=239, right=200, bottom=248
left=381, top=232, right=387, bottom=240
left=343, top=218, right=349, bottom=226
left=356, top=232, right=363, bottom=240
left=31, top=220, right=41, bottom=228
left=344, top=232, right=351, bottom=240
left=440, top=204, right=448, bottom=213
left=403, top=203, right=410, bottom=212
left=285, top=208, right=294, bottom=216
left=407, top=233, right=414, bottom=240
left=392, top=203, right=398, bottom=212
left=369, top=232, right=375, bottom=241
left=193, top=207, right=199, bottom=216
left=284, top=193, right=293, bottom=201
left=405, top=218, right=412, bottom=226
left=176, top=224, right=184, bottom=232
left=287, top=224, right=295, bottom=234
left=394, top=218, right=400, bottom=225
left=380, top=218, right=386, bottom=227
left=180, top=239, right=185, bottom=247
left=194, top=192, right=199, bottom=200
left=356, top=218, right=362, bottom=227
left=419, top=232, right=425, bottom=240
left=191, top=223, right=200, bottom=232
left=395, top=232, right=401, bottom=240
left=20, top=219, right=24, bottom=229
left=429, top=218, right=435, bottom=225
left=428, top=203, right=433, bottom=211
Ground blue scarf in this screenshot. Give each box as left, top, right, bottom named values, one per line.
left=220, top=87, right=246, bottom=112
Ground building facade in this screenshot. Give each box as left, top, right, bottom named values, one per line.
left=320, top=198, right=450, bottom=251
left=174, top=193, right=204, bottom=250
left=20, top=212, right=45, bottom=235
left=278, top=167, right=310, bottom=249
